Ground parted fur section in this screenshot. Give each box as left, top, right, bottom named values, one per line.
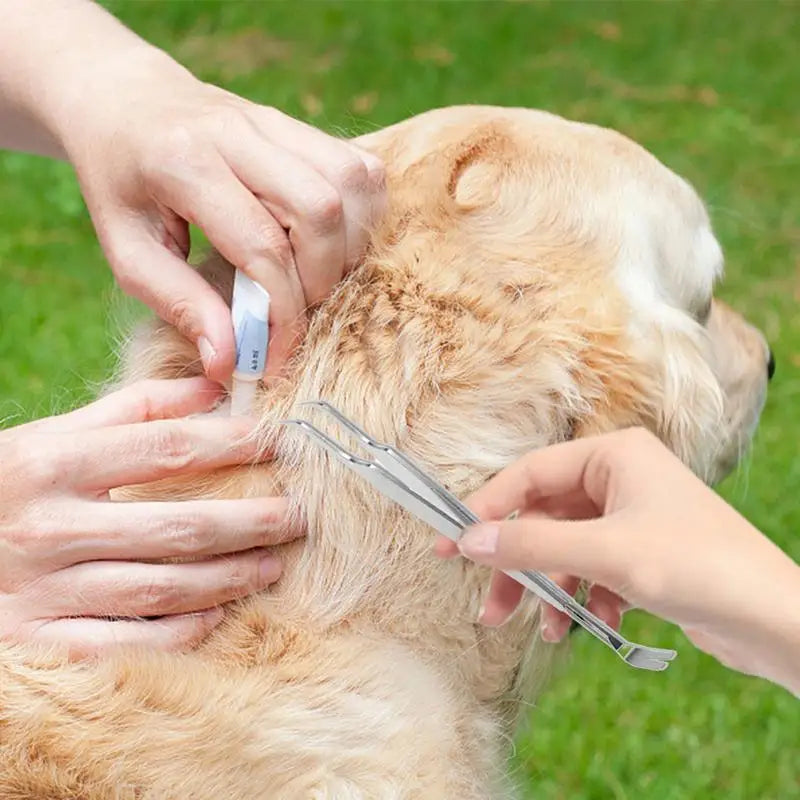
left=0, top=106, right=768, bottom=798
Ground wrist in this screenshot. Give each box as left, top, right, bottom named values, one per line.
left=46, top=44, right=187, bottom=159
left=757, top=585, right=800, bottom=696
left=723, top=560, right=800, bottom=696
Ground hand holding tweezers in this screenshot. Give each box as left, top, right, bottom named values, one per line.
left=282, top=401, right=677, bottom=672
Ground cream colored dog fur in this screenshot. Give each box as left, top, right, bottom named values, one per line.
left=0, top=106, right=770, bottom=799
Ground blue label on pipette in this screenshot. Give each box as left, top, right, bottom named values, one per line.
left=234, top=311, right=268, bottom=376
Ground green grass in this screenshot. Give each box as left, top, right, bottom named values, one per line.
left=1, top=1, right=798, bottom=797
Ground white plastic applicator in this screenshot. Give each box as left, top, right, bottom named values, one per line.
left=230, top=270, right=270, bottom=416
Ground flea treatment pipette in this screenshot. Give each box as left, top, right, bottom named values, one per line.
left=230, top=271, right=270, bottom=416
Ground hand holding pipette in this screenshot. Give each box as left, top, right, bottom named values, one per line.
left=0, top=0, right=386, bottom=383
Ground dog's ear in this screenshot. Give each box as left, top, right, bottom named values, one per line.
left=446, top=128, right=517, bottom=209
left=656, top=321, right=725, bottom=480
left=115, top=254, right=235, bottom=385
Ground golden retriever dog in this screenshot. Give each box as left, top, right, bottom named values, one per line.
left=0, top=106, right=770, bottom=799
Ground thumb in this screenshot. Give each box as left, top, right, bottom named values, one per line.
left=458, top=516, right=620, bottom=586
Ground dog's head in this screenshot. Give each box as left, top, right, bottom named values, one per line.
left=349, top=106, right=770, bottom=485
left=120, top=105, right=770, bottom=711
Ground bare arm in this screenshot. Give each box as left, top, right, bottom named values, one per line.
left=0, top=0, right=146, bottom=158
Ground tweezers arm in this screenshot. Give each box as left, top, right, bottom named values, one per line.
left=505, top=568, right=625, bottom=651
left=282, top=410, right=675, bottom=671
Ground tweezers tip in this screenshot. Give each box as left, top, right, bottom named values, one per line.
left=625, top=648, right=676, bottom=671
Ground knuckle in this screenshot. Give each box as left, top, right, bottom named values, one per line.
left=161, top=124, right=197, bottom=154
left=147, top=424, right=197, bottom=473
left=197, top=100, right=244, bottom=136
left=307, top=188, right=344, bottom=234
left=0, top=523, right=32, bottom=559
left=333, top=156, right=369, bottom=191
left=4, top=505, right=62, bottom=556
left=161, top=513, right=215, bottom=554
left=248, top=225, right=294, bottom=267
left=362, top=154, right=386, bottom=187
left=256, top=503, right=286, bottom=530
left=255, top=103, right=283, bottom=126
left=165, top=297, right=201, bottom=339
left=131, top=575, right=184, bottom=615
left=125, top=380, right=162, bottom=421
left=226, top=557, right=260, bottom=595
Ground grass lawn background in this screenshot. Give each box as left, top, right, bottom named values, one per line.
left=1, top=2, right=797, bottom=797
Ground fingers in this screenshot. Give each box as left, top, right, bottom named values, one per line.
left=539, top=574, right=581, bottom=642
left=33, top=548, right=281, bottom=619
left=247, top=107, right=386, bottom=270
left=221, top=128, right=347, bottom=307
left=479, top=571, right=525, bottom=627
left=26, top=608, right=225, bottom=658
left=151, top=151, right=307, bottom=377
left=434, top=534, right=460, bottom=559
left=60, top=415, right=262, bottom=490
left=478, top=569, right=578, bottom=637
left=540, top=581, right=628, bottom=643
left=464, top=437, right=606, bottom=523
left=477, top=569, right=627, bottom=644
left=101, top=217, right=238, bottom=381
left=585, top=583, right=628, bottom=632
left=47, top=497, right=300, bottom=565
left=39, top=378, right=225, bottom=433
left=457, top=515, right=622, bottom=588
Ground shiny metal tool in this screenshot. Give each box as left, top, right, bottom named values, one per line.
left=282, top=401, right=677, bottom=671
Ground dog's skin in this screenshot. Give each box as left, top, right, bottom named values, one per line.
left=0, top=107, right=769, bottom=799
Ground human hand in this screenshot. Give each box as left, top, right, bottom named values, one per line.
left=56, top=51, right=384, bottom=381
left=0, top=378, right=301, bottom=658
left=0, top=0, right=379, bottom=382
left=437, top=428, right=800, bottom=692
left=2, top=2, right=385, bottom=377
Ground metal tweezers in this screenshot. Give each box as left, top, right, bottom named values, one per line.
left=282, top=401, right=677, bottom=671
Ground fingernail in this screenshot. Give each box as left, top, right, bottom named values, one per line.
left=541, top=624, right=558, bottom=643
left=433, top=536, right=459, bottom=559
left=458, top=524, right=500, bottom=558
left=549, top=619, right=571, bottom=643
left=259, top=556, right=282, bottom=585
left=198, top=337, right=216, bottom=373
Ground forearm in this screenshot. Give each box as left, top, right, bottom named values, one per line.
left=0, top=0, right=170, bottom=158
left=754, top=563, right=800, bottom=696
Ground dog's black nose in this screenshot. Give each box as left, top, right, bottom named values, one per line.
left=767, top=349, right=776, bottom=381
